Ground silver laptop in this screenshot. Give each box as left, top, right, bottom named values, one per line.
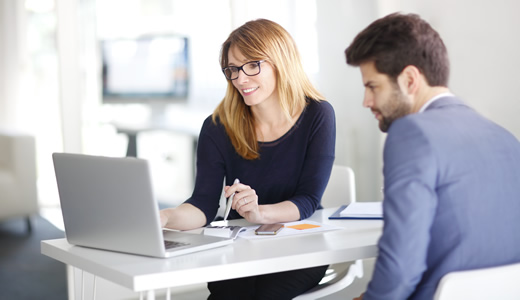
left=52, top=152, right=233, bottom=258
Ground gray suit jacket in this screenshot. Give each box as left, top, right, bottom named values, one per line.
left=364, top=97, right=520, bottom=300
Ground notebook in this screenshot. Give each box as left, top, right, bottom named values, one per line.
left=52, top=152, right=233, bottom=258
left=328, top=203, right=383, bottom=220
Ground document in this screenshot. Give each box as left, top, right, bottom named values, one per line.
left=203, top=225, right=246, bottom=239
left=329, top=202, right=383, bottom=220
left=238, top=220, right=342, bottom=240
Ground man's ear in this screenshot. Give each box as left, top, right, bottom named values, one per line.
left=397, top=65, right=422, bottom=96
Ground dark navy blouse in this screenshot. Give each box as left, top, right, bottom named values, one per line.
left=185, top=99, right=336, bottom=225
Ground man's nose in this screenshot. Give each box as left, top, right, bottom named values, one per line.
left=362, top=92, right=373, bottom=108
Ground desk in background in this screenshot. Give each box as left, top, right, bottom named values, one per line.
left=41, top=207, right=382, bottom=300
left=111, top=106, right=211, bottom=189
left=111, top=105, right=210, bottom=158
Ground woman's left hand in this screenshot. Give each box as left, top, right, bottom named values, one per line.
left=226, top=182, right=261, bottom=223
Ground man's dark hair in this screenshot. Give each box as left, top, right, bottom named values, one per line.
left=345, top=13, right=450, bottom=86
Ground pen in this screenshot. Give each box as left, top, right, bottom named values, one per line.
left=223, top=178, right=240, bottom=221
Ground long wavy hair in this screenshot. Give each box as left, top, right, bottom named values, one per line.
left=213, top=18, right=324, bottom=160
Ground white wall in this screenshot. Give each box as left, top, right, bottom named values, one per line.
left=3, top=0, right=520, bottom=206
left=0, top=0, right=25, bottom=128
left=313, top=0, right=520, bottom=202
left=314, top=0, right=384, bottom=202
left=381, top=0, right=520, bottom=139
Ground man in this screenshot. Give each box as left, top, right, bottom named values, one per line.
left=345, top=13, right=520, bottom=299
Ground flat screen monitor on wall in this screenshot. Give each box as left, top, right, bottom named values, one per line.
left=101, top=35, right=189, bottom=104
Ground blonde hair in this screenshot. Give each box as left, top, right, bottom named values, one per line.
left=213, top=18, right=324, bottom=160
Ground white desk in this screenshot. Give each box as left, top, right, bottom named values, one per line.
left=41, top=208, right=382, bottom=299
left=111, top=105, right=210, bottom=158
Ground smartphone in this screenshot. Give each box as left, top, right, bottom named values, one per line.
left=255, top=223, right=284, bottom=235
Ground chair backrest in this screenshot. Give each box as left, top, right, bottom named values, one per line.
left=434, top=262, right=520, bottom=300
left=321, top=165, right=356, bottom=208
left=0, top=130, right=38, bottom=220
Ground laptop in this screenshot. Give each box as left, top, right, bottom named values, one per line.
left=52, top=152, right=233, bottom=258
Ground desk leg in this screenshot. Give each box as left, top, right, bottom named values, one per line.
left=139, top=290, right=156, bottom=300
left=67, top=265, right=75, bottom=300
left=67, top=266, right=100, bottom=300
left=92, top=276, right=97, bottom=300
left=126, top=132, right=138, bottom=157
left=146, top=289, right=155, bottom=300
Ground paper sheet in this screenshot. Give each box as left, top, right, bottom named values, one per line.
left=238, top=220, right=342, bottom=240
left=339, top=202, right=383, bottom=218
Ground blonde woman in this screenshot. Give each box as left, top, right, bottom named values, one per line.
left=160, top=19, right=336, bottom=299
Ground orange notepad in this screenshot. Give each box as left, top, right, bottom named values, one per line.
left=286, top=223, right=321, bottom=230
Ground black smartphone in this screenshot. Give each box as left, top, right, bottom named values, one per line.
left=255, top=223, right=284, bottom=235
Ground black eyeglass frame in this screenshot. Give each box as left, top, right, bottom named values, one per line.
left=222, top=60, right=266, bottom=80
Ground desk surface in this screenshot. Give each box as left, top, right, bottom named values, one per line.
left=41, top=207, right=382, bottom=292
left=111, top=104, right=212, bottom=138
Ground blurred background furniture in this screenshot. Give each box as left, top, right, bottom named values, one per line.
left=434, top=262, right=520, bottom=300
left=0, top=129, right=38, bottom=232
left=295, top=164, right=364, bottom=299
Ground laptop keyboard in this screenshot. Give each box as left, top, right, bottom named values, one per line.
left=164, top=240, right=190, bottom=249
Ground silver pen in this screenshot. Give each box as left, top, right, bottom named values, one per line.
left=223, top=178, right=240, bottom=221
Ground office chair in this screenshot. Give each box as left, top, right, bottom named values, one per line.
left=294, top=165, right=364, bottom=299
left=434, top=262, right=520, bottom=300
left=0, top=130, right=38, bottom=232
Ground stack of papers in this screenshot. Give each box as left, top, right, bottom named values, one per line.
left=329, top=202, right=383, bottom=219
left=239, top=220, right=342, bottom=240
left=207, top=220, right=342, bottom=240
left=203, top=226, right=246, bottom=239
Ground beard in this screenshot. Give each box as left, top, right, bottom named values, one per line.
left=377, top=87, right=413, bottom=132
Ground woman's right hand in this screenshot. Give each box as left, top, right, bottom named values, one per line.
left=160, top=210, right=169, bottom=227
left=159, top=204, right=207, bottom=230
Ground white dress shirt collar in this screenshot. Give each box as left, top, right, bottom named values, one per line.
left=418, top=92, right=454, bottom=113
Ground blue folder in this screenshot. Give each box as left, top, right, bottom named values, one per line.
left=328, top=204, right=383, bottom=220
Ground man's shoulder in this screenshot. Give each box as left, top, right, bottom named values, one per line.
left=389, top=98, right=471, bottom=136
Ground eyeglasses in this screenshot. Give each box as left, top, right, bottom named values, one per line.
left=222, top=60, right=265, bottom=80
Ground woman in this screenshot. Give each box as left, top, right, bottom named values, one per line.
left=160, top=18, right=336, bottom=299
